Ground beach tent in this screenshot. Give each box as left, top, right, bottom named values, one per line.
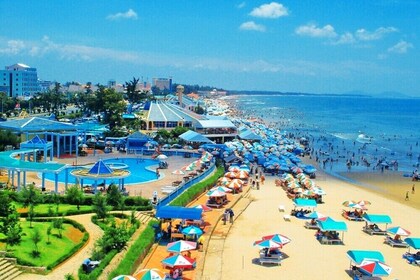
left=346, top=250, right=385, bottom=265
left=126, top=131, right=150, bottom=150
left=179, top=130, right=214, bottom=144
left=362, top=214, right=392, bottom=226
left=156, top=206, right=203, bottom=220
left=404, top=237, right=420, bottom=250
left=318, top=217, right=348, bottom=232
left=293, top=198, right=317, bottom=208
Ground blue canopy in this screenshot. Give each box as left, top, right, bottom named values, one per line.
left=88, top=160, right=113, bottom=175
left=180, top=130, right=214, bottom=143
left=362, top=214, right=392, bottom=224
left=294, top=198, right=317, bottom=208
left=156, top=206, right=203, bottom=220
left=347, top=250, right=385, bottom=264
left=318, top=217, right=348, bottom=232
left=404, top=237, right=420, bottom=249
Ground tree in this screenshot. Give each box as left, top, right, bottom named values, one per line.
left=0, top=130, right=19, bottom=151
left=65, top=185, right=85, bottom=210
left=53, top=216, right=64, bottom=238
left=46, top=224, right=52, bottom=244
left=171, top=126, right=189, bottom=138
left=31, top=228, right=42, bottom=257
left=93, top=193, right=109, bottom=221
left=19, top=184, right=41, bottom=208
left=125, top=77, right=143, bottom=104
left=6, top=222, right=22, bottom=249
left=28, top=204, right=36, bottom=228
left=106, top=184, right=122, bottom=207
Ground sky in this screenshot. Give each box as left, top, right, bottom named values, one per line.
left=0, top=0, right=418, bottom=96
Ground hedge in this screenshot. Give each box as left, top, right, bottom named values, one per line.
left=78, top=249, right=118, bottom=280
left=169, top=166, right=225, bottom=206
left=108, top=220, right=158, bottom=279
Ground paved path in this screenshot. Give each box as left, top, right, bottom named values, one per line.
left=15, top=214, right=103, bottom=280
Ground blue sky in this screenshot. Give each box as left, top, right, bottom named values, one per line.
left=0, top=1, right=418, bottom=95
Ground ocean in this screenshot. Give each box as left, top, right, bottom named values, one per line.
left=230, top=95, right=420, bottom=175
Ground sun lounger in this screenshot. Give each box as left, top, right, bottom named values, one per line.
left=403, top=253, right=420, bottom=265
left=385, top=236, right=409, bottom=248
left=304, top=221, right=319, bottom=229
left=283, top=214, right=291, bottom=221
left=320, top=236, right=343, bottom=245
left=278, top=205, right=285, bottom=212
left=206, top=202, right=223, bottom=208
left=342, top=210, right=363, bottom=221
left=362, top=226, right=387, bottom=235
left=259, top=257, right=282, bottom=266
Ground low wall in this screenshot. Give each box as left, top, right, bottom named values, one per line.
left=156, top=161, right=216, bottom=208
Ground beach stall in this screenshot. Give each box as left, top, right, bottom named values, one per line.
left=403, top=237, right=420, bottom=265
left=253, top=233, right=291, bottom=266
left=316, top=217, right=348, bottom=245
left=362, top=213, right=392, bottom=235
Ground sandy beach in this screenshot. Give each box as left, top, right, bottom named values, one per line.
left=204, top=168, right=419, bottom=280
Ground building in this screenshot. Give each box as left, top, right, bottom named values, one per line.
left=0, top=63, right=40, bottom=98
left=152, top=77, right=172, bottom=91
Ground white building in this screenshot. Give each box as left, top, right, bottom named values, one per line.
left=0, top=63, right=40, bottom=98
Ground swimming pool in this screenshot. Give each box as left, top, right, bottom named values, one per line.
left=41, top=158, right=159, bottom=185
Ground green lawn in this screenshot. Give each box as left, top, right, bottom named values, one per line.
left=0, top=221, right=85, bottom=268
left=15, top=203, right=93, bottom=215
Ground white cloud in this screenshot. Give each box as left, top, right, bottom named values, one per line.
left=355, top=27, right=397, bottom=41
left=237, top=2, right=246, bottom=9
left=388, top=40, right=413, bottom=54
left=250, top=2, right=288, bottom=18
left=106, top=9, right=138, bottom=21
left=0, top=40, right=26, bottom=54
left=295, top=24, right=337, bottom=38
left=239, top=21, right=266, bottom=32
left=333, top=32, right=356, bottom=45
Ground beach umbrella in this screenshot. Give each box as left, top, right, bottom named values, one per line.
left=182, top=162, right=198, bottom=171
left=224, top=171, right=239, bottom=179
left=166, top=240, right=197, bottom=253
left=358, top=259, right=392, bottom=277
left=171, top=169, right=185, bottom=175
left=342, top=200, right=357, bottom=207
left=228, top=166, right=241, bottom=172
left=206, top=189, right=226, bottom=197
left=133, top=268, right=166, bottom=280
left=239, top=164, right=250, bottom=171
left=112, top=276, right=137, bottom=280
left=181, top=226, right=203, bottom=236
left=156, top=154, right=168, bottom=160
left=161, top=254, right=196, bottom=269
left=302, top=189, right=314, bottom=197
left=294, top=187, right=304, bottom=194
left=349, top=203, right=368, bottom=210
left=217, top=177, right=231, bottom=185
left=227, top=180, right=242, bottom=190
left=304, top=211, right=327, bottom=220
left=236, top=170, right=249, bottom=179
left=357, top=200, right=371, bottom=206
left=387, top=226, right=411, bottom=236
left=253, top=239, right=283, bottom=249
left=211, top=186, right=232, bottom=193
left=262, top=234, right=291, bottom=246
left=191, top=204, right=212, bottom=212
left=162, top=144, right=171, bottom=149
left=312, top=187, right=326, bottom=196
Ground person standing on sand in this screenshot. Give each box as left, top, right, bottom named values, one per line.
left=412, top=184, right=415, bottom=194
left=405, top=191, right=409, bottom=201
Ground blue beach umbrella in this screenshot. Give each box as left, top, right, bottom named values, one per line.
left=166, top=240, right=197, bottom=253
left=181, top=226, right=203, bottom=236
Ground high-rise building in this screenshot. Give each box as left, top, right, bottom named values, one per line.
left=152, top=77, right=172, bottom=92
left=0, top=63, right=40, bottom=98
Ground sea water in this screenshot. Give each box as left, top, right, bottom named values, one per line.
left=231, top=95, right=420, bottom=175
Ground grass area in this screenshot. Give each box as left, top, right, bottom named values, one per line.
left=15, top=203, right=93, bottom=215
left=0, top=221, right=85, bottom=268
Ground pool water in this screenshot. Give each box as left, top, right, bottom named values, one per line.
left=41, top=158, right=159, bottom=185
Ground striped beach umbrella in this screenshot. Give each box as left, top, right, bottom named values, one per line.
left=133, top=268, right=166, bottom=280
left=359, top=259, right=392, bottom=277
left=253, top=239, right=282, bottom=249
left=217, top=177, right=231, bottom=185
left=171, top=169, right=185, bottom=175
left=191, top=204, right=212, bottom=212
left=181, top=225, right=203, bottom=236
left=166, top=240, right=197, bottom=253
left=211, top=186, right=233, bottom=193
left=262, top=233, right=291, bottom=246
left=161, top=254, right=196, bottom=269
left=342, top=200, right=357, bottom=207
left=112, top=276, right=137, bottom=280
left=387, top=226, right=411, bottom=236
left=206, top=189, right=226, bottom=197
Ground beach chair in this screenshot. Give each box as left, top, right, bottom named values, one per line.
left=259, top=257, right=282, bottom=266
left=304, top=221, right=319, bottom=229
left=385, top=236, right=409, bottom=248
left=278, top=204, right=285, bottom=212
left=283, top=214, right=291, bottom=221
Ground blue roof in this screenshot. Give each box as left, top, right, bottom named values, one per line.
left=318, top=217, right=348, bottom=232
left=294, top=198, right=317, bottom=208
left=347, top=250, right=385, bottom=264
left=179, top=130, right=213, bottom=143
left=404, top=237, right=420, bottom=249
left=156, top=206, right=203, bottom=220
left=127, top=131, right=150, bottom=141
left=0, top=149, right=66, bottom=172
left=238, top=129, right=262, bottom=141
left=362, top=214, right=392, bottom=224
left=0, top=117, right=76, bottom=132
left=88, top=160, right=113, bottom=175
